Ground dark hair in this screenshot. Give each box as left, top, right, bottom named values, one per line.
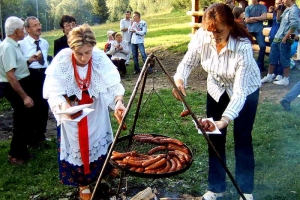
left=59, top=15, right=76, bottom=29
left=126, top=11, right=131, bottom=14
left=133, top=11, right=141, bottom=18
left=203, top=3, right=253, bottom=43
left=232, top=6, right=244, bottom=19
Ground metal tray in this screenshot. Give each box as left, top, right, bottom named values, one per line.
left=109, top=133, right=193, bottom=178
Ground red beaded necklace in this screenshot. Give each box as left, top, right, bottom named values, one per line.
left=72, top=53, right=92, bottom=91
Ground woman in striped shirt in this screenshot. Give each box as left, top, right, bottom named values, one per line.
left=173, top=3, right=261, bottom=200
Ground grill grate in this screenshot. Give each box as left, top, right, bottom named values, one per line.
left=110, top=134, right=193, bottom=178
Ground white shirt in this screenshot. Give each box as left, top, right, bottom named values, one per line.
left=128, top=19, right=147, bottom=44
left=107, top=40, right=130, bottom=60
left=19, top=35, right=49, bottom=69
left=120, top=18, right=132, bottom=43
left=174, top=28, right=261, bottom=120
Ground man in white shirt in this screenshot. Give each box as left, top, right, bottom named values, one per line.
left=128, top=11, right=148, bottom=74
left=19, top=16, right=49, bottom=146
left=120, top=11, right=132, bottom=65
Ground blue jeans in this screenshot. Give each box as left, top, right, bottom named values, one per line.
left=284, top=81, right=300, bottom=103
left=250, top=31, right=266, bottom=69
left=132, top=43, right=147, bottom=72
left=206, top=89, right=259, bottom=193
left=269, top=38, right=283, bottom=76
left=269, top=41, right=291, bottom=68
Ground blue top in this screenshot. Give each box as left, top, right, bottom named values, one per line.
left=269, top=11, right=280, bottom=39
left=245, top=4, right=267, bottom=32
left=274, top=4, right=300, bottom=39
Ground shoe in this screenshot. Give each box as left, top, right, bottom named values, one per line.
left=8, top=155, right=25, bottom=165
left=280, top=98, right=291, bottom=111
left=261, top=75, right=273, bottom=83
left=274, top=75, right=283, bottom=81
left=133, top=70, right=140, bottom=75
left=271, top=74, right=276, bottom=79
left=79, top=186, right=91, bottom=200
left=202, top=191, right=224, bottom=200
left=239, top=193, right=253, bottom=200
left=273, top=78, right=289, bottom=86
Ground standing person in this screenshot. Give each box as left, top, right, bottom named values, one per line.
left=120, top=11, right=132, bottom=65
left=262, top=0, right=286, bottom=82
left=245, top=0, right=267, bottom=72
left=43, top=24, right=126, bottom=200
left=173, top=4, right=261, bottom=200
left=129, top=11, right=148, bottom=74
left=108, top=32, right=130, bottom=76
left=54, top=15, right=76, bottom=57
left=19, top=16, right=49, bottom=146
left=0, top=16, right=41, bottom=165
left=260, top=0, right=300, bottom=86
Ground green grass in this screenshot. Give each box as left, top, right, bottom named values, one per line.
left=1, top=10, right=300, bottom=199
left=42, top=11, right=191, bottom=56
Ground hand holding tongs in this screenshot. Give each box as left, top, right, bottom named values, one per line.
left=172, top=79, right=190, bottom=117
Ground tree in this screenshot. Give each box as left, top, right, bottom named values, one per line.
left=90, top=0, right=109, bottom=23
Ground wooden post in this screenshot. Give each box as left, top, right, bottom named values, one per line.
left=191, top=0, right=199, bottom=34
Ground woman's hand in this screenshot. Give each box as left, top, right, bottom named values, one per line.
left=215, top=120, right=228, bottom=130
left=61, top=101, right=71, bottom=111
left=215, top=117, right=230, bottom=130
left=172, top=78, right=186, bottom=101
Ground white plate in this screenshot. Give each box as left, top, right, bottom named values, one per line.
left=55, top=104, right=92, bottom=115
left=193, top=117, right=221, bottom=134
left=61, top=108, right=94, bottom=122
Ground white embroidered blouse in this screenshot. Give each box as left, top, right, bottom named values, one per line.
left=43, top=47, right=125, bottom=165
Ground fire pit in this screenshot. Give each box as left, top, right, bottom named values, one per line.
left=110, top=134, right=193, bottom=178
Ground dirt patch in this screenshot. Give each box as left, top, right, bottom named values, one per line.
left=0, top=50, right=299, bottom=140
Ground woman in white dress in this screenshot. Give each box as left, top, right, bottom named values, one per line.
left=43, top=24, right=126, bottom=200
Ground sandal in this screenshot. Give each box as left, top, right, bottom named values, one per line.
left=79, top=186, right=91, bottom=200
left=202, top=191, right=224, bottom=200
left=239, top=193, right=253, bottom=200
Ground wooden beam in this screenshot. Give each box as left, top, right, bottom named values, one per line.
left=191, top=0, right=200, bottom=34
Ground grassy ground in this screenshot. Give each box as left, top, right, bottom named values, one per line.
left=1, top=10, right=300, bottom=199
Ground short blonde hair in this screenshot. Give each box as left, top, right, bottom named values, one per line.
left=68, top=24, right=96, bottom=51
left=114, top=32, right=122, bottom=38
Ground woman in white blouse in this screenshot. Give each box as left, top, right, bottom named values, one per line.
left=173, top=3, right=261, bottom=200
left=43, top=24, right=126, bottom=200
left=108, top=32, right=130, bottom=75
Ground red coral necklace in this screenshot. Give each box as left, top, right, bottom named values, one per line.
left=72, top=53, right=92, bottom=91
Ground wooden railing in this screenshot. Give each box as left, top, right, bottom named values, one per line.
left=187, top=9, right=273, bottom=53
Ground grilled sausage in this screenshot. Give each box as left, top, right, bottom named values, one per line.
left=147, top=146, right=167, bottom=155
left=169, top=158, right=177, bottom=172
left=159, top=138, right=183, bottom=146
left=180, top=109, right=190, bottom=117
left=123, top=157, right=144, bottom=167
left=145, top=158, right=166, bottom=170
left=172, top=156, right=182, bottom=171
left=142, top=155, right=162, bottom=167
left=113, top=112, right=127, bottom=130
left=207, top=120, right=216, bottom=132
left=167, top=143, right=189, bottom=154
left=157, top=160, right=172, bottom=174
left=135, top=167, right=145, bottom=173
left=111, top=151, right=137, bottom=160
